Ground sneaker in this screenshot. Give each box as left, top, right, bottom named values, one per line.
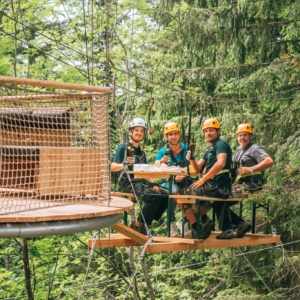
left=170, top=222, right=179, bottom=237
left=216, top=229, right=235, bottom=240
left=235, top=222, right=252, bottom=238
left=130, top=221, right=147, bottom=235
left=176, top=219, right=192, bottom=237
left=191, top=219, right=214, bottom=240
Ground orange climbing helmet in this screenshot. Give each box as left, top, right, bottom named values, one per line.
left=236, top=123, right=253, bottom=135
left=164, top=122, right=180, bottom=135
left=202, top=118, right=221, bottom=131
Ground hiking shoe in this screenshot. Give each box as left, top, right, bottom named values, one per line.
left=200, top=219, right=214, bottom=240
left=176, top=219, right=192, bottom=237
left=191, top=219, right=214, bottom=240
left=170, top=222, right=179, bottom=237
left=216, top=229, right=235, bottom=240
left=235, top=222, right=252, bottom=238
left=130, top=221, right=147, bottom=235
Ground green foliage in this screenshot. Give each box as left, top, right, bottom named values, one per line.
left=1, top=0, right=300, bottom=299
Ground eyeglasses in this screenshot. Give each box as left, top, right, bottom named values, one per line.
left=237, top=134, right=250, bottom=138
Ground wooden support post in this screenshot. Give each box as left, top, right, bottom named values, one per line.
left=111, top=222, right=148, bottom=245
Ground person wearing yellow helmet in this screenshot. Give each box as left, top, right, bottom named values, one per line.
left=232, top=123, right=274, bottom=237
left=155, top=121, right=194, bottom=237
left=111, top=117, right=169, bottom=236
left=176, top=118, right=234, bottom=240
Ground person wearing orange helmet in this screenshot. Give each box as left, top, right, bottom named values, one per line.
left=155, top=121, right=193, bottom=237
left=179, top=118, right=233, bottom=239
left=231, top=123, right=274, bottom=237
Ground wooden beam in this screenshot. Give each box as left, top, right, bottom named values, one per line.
left=0, top=94, right=98, bottom=101
left=145, top=235, right=280, bottom=253
left=111, top=222, right=148, bottom=245
left=88, top=238, right=141, bottom=248
left=110, top=192, right=136, bottom=202
left=169, top=195, right=243, bottom=203
left=153, top=236, right=195, bottom=244
left=129, top=171, right=169, bottom=179
left=89, top=233, right=280, bottom=252
left=209, top=232, right=275, bottom=239
left=107, top=234, right=196, bottom=244
left=0, top=76, right=111, bottom=94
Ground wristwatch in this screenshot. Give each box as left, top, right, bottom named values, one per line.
left=249, top=167, right=253, bottom=173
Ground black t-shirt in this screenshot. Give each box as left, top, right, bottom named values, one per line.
left=202, top=139, right=232, bottom=187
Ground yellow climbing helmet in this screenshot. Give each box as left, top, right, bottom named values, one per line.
left=202, top=118, right=221, bottom=131
left=236, top=123, right=253, bottom=135
left=164, top=122, right=180, bottom=135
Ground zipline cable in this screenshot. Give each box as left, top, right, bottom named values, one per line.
left=238, top=247, right=277, bottom=299
left=2, top=25, right=300, bottom=105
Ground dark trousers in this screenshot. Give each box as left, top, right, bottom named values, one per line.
left=123, top=181, right=169, bottom=225
left=180, top=180, right=242, bottom=230
left=214, top=201, right=244, bottom=231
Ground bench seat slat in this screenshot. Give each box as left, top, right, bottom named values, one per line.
left=169, top=195, right=243, bottom=203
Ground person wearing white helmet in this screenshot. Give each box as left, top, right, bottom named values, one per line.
left=111, top=117, right=169, bottom=235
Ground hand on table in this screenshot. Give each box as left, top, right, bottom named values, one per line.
left=175, top=175, right=186, bottom=182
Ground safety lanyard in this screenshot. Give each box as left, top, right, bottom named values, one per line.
left=166, top=143, right=185, bottom=168
left=234, top=171, right=262, bottom=184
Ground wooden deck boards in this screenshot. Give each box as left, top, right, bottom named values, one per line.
left=88, top=223, right=281, bottom=252
left=0, top=196, right=133, bottom=223
left=89, top=234, right=280, bottom=252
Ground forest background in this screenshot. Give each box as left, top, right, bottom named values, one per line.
left=0, top=0, right=300, bottom=299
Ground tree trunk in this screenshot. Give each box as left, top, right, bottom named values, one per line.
left=22, top=238, right=34, bottom=300
left=129, top=247, right=141, bottom=300
left=137, top=247, right=155, bottom=300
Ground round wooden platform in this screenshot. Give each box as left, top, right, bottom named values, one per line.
left=0, top=196, right=133, bottom=223
left=0, top=196, right=133, bottom=238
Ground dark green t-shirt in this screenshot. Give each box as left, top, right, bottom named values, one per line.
left=112, top=142, right=147, bottom=185
left=202, top=139, right=232, bottom=187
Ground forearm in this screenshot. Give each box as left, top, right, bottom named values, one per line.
left=252, top=157, right=274, bottom=172
left=111, top=162, right=123, bottom=172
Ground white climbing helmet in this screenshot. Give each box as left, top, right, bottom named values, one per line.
left=129, top=118, right=147, bottom=130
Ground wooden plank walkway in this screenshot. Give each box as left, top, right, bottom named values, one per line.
left=88, top=223, right=280, bottom=253
left=0, top=196, right=133, bottom=223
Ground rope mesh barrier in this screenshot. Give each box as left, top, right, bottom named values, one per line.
left=0, top=77, right=110, bottom=215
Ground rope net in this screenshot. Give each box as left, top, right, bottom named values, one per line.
left=0, top=77, right=111, bottom=215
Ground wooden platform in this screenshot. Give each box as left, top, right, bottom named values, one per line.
left=0, top=196, right=133, bottom=223
left=88, top=222, right=280, bottom=253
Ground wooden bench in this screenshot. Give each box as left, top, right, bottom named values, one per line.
left=111, top=191, right=137, bottom=225
left=111, top=191, right=137, bottom=203
left=169, top=195, right=243, bottom=239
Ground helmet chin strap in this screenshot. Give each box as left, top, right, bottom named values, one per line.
left=210, top=136, right=220, bottom=145
left=129, top=128, right=145, bottom=144
left=131, top=137, right=144, bottom=143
